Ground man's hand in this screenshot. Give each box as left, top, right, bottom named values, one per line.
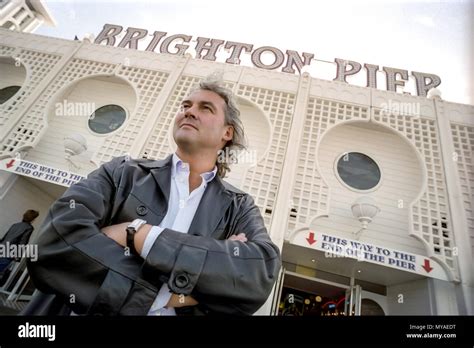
left=228, top=233, right=247, bottom=242
left=101, top=222, right=152, bottom=255
left=101, top=222, right=129, bottom=247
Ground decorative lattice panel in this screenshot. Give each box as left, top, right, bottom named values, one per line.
left=373, top=110, right=455, bottom=272
left=451, top=123, right=474, bottom=257
left=93, top=66, right=169, bottom=164
left=237, top=85, right=296, bottom=227
left=0, top=47, right=61, bottom=129
left=1, top=58, right=114, bottom=156
left=288, top=98, right=370, bottom=231
left=0, top=45, right=15, bottom=56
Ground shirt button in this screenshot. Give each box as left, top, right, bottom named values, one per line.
left=179, top=199, right=185, bottom=208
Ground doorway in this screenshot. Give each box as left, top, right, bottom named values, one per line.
left=276, top=270, right=362, bottom=316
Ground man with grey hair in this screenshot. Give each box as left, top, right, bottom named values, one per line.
left=26, top=79, right=281, bottom=316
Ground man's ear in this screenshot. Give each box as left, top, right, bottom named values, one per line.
left=222, top=125, right=234, bottom=142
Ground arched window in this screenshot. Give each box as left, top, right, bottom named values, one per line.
left=336, top=152, right=381, bottom=191
left=88, top=104, right=126, bottom=134
left=0, top=85, right=21, bottom=104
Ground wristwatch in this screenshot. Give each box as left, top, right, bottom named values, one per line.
left=126, top=218, right=147, bottom=256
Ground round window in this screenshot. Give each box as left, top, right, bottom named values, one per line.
left=336, top=152, right=381, bottom=191
left=0, top=86, right=21, bottom=104
left=88, top=104, right=126, bottom=134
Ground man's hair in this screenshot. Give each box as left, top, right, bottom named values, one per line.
left=22, top=210, right=39, bottom=223
left=192, top=80, right=246, bottom=178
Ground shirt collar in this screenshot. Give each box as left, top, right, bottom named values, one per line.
left=172, top=153, right=217, bottom=183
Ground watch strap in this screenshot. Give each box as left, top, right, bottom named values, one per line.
left=126, top=219, right=146, bottom=256
left=126, top=226, right=139, bottom=256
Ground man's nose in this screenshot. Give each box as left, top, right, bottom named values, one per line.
left=184, top=107, right=197, bottom=119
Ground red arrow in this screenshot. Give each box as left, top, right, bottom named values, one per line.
left=306, top=231, right=316, bottom=245
left=422, top=259, right=433, bottom=273
left=6, top=159, right=15, bottom=168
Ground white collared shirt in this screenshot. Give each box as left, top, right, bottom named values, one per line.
left=140, top=153, right=217, bottom=316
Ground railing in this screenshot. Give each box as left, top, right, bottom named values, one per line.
left=0, top=257, right=35, bottom=304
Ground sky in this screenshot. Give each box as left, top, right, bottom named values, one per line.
left=35, top=0, right=474, bottom=105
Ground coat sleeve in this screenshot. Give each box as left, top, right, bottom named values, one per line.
left=143, top=194, right=282, bottom=315
left=26, top=156, right=158, bottom=315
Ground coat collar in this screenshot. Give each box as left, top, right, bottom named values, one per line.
left=137, top=154, right=244, bottom=194
left=137, top=154, right=173, bottom=170
left=137, top=154, right=244, bottom=237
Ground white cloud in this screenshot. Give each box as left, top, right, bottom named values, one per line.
left=414, top=16, right=435, bottom=27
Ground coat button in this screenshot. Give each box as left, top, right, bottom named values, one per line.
left=174, top=273, right=190, bottom=288
left=136, top=205, right=148, bottom=216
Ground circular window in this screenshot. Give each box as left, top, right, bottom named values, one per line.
left=0, top=86, right=21, bottom=104
left=88, top=104, right=126, bottom=134
left=336, top=152, right=381, bottom=191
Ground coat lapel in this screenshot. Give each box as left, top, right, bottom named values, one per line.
left=137, top=154, right=172, bottom=215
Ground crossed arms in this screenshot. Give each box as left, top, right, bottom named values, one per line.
left=27, top=156, right=281, bottom=315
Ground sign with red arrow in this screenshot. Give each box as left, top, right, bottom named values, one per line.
left=6, top=159, right=15, bottom=168
left=289, top=230, right=450, bottom=281
left=306, top=231, right=316, bottom=245
left=422, top=259, right=433, bottom=273
left=0, top=158, right=86, bottom=187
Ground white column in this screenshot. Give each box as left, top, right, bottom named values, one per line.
left=434, top=97, right=474, bottom=314
left=0, top=170, right=18, bottom=201
left=0, top=0, right=23, bottom=26
left=268, top=72, right=312, bottom=250
left=14, top=6, right=29, bottom=25
left=257, top=73, right=312, bottom=315
left=22, top=16, right=41, bottom=33
left=428, top=278, right=460, bottom=314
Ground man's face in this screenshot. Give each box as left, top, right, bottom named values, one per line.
left=173, top=89, right=233, bottom=153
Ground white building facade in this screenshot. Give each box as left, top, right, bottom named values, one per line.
left=0, top=0, right=55, bottom=33
left=0, top=27, right=473, bottom=315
